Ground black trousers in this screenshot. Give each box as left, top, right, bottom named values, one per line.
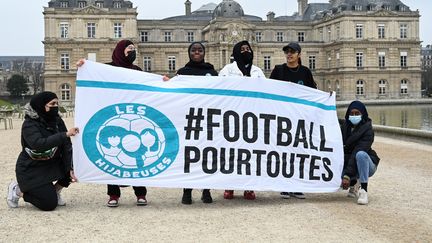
left=107, top=185, right=146, bottom=197
left=23, top=177, right=70, bottom=211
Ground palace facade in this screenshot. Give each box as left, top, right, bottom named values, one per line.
left=43, top=0, right=422, bottom=104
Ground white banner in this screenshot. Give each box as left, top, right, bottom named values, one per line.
left=74, top=61, right=343, bottom=192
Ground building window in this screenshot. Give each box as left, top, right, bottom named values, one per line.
left=319, top=28, right=323, bottom=41
left=336, top=25, right=340, bottom=39
left=383, top=5, right=391, bottom=11
left=87, top=53, right=96, bottom=61
left=356, top=52, right=363, bottom=68
left=255, top=32, right=262, bottom=42
left=356, top=80, right=364, bottom=95
left=356, top=24, right=363, bottom=39
left=143, top=56, right=152, bottom=72
left=354, top=5, right=362, bottom=11
left=113, top=1, right=121, bottom=8
left=60, top=83, right=71, bottom=101
left=168, top=56, right=176, bottom=71
left=78, top=1, right=86, bottom=8
left=140, top=31, right=149, bottom=42
left=378, top=52, right=386, bottom=68
left=60, top=1, right=68, bottom=8
left=400, top=24, right=408, bottom=39
left=60, top=22, right=69, bottom=38
left=264, top=56, right=271, bottom=71
left=379, top=80, right=386, bottom=95
left=60, top=53, right=70, bottom=70
left=327, top=80, right=332, bottom=92
left=164, top=32, right=172, bottom=42
left=95, top=1, right=104, bottom=8
left=400, top=51, right=407, bottom=68
left=309, top=55, right=316, bottom=70
left=114, top=23, right=122, bottom=38
left=378, top=24, right=385, bottom=39
left=187, top=32, right=194, bottom=42
left=276, top=32, right=284, bottom=42
left=298, top=32, right=305, bottom=42
left=400, top=79, right=408, bottom=94
left=87, top=23, right=96, bottom=38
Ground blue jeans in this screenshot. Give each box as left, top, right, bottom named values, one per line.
left=356, top=151, right=377, bottom=183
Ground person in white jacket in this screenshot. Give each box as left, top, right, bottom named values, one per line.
left=219, top=40, right=265, bottom=78
left=219, top=41, right=264, bottom=201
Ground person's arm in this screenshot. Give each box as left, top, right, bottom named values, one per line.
left=218, top=64, right=230, bottom=76
left=22, top=120, right=79, bottom=152
left=306, top=68, right=317, bottom=89
left=269, top=66, right=278, bottom=80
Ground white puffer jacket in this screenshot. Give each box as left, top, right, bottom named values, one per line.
left=219, top=61, right=266, bottom=78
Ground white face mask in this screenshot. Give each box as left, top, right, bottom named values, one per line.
left=348, top=115, right=362, bottom=125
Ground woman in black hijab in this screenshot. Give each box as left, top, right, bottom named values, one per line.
left=177, top=42, right=218, bottom=76
left=219, top=40, right=265, bottom=78
left=176, top=42, right=217, bottom=205
left=7, top=92, right=79, bottom=211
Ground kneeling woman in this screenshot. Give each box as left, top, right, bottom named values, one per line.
left=7, top=92, right=79, bottom=211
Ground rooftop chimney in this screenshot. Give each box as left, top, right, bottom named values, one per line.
left=298, top=0, right=308, bottom=16
left=185, top=0, right=192, bottom=16
left=267, top=11, right=275, bottom=21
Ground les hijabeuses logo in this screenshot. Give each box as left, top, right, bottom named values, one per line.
left=83, top=103, right=179, bottom=178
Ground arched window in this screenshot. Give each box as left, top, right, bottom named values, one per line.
left=327, top=80, right=332, bottom=92
left=400, top=79, right=408, bottom=94
left=356, top=80, right=364, bottom=95
left=60, top=83, right=71, bottom=101
left=335, top=80, right=340, bottom=94
left=378, top=79, right=386, bottom=95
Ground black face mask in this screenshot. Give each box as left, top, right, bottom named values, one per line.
left=46, top=107, right=59, bottom=118
left=126, top=50, right=136, bottom=63
left=241, top=51, right=253, bottom=64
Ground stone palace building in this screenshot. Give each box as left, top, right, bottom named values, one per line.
left=43, top=0, right=421, bottom=104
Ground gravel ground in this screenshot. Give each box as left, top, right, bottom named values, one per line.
left=1, top=117, right=431, bottom=242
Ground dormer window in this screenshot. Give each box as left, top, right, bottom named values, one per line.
left=113, top=1, right=121, bottom=8
left=78, top=1, right=86, bottom=8
left=367, top=4, right=376, bottom=11
left=60, top=1, right=68, bottom=8
left=398, top=5, right=407, bottom=12
left=354, top=5, right=362, bottom=11
left=383, top=5, right=391, bottom=11
left=95, top=1, right=104, bottom=8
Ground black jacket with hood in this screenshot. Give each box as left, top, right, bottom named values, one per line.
left=15, top=104, right=72, bottom=192
left=340, top=101, right=380, bottom=179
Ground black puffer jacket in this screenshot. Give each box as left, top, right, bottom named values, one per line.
left=340, top=101, right=380, bottom=179
left=15, top=104, right=72, bottom=192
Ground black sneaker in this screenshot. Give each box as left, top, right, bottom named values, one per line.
left=289, top=192, right=306, bottom=199
left=201, top=189, right=213, bottom=203
left=182, top=189, right=192, bottom=205
left=280, top=192, right=290, bottom=199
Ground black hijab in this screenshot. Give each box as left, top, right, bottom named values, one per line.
left=110, top=39, right=141, bottom=70
left=30, top=91, right=59, bottom=128
left=232, top=40, right=254, bottom=76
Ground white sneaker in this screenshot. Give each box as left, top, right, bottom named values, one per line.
left=357, top=189, right=368, bottom=205
left=57, top=190, right=66, bottom=206
left=7, top=181, right=20, bottom=208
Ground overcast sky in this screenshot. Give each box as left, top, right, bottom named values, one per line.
left=1, top=0, right=430, bottom=56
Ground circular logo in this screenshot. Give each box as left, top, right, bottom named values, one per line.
left=83, top=103, right=179, bottom=178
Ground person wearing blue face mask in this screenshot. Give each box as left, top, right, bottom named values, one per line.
left=340, top=101, right=380, bottom=205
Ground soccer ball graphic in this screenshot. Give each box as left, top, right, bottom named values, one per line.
left=95, top=113, right=166, bottom=168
